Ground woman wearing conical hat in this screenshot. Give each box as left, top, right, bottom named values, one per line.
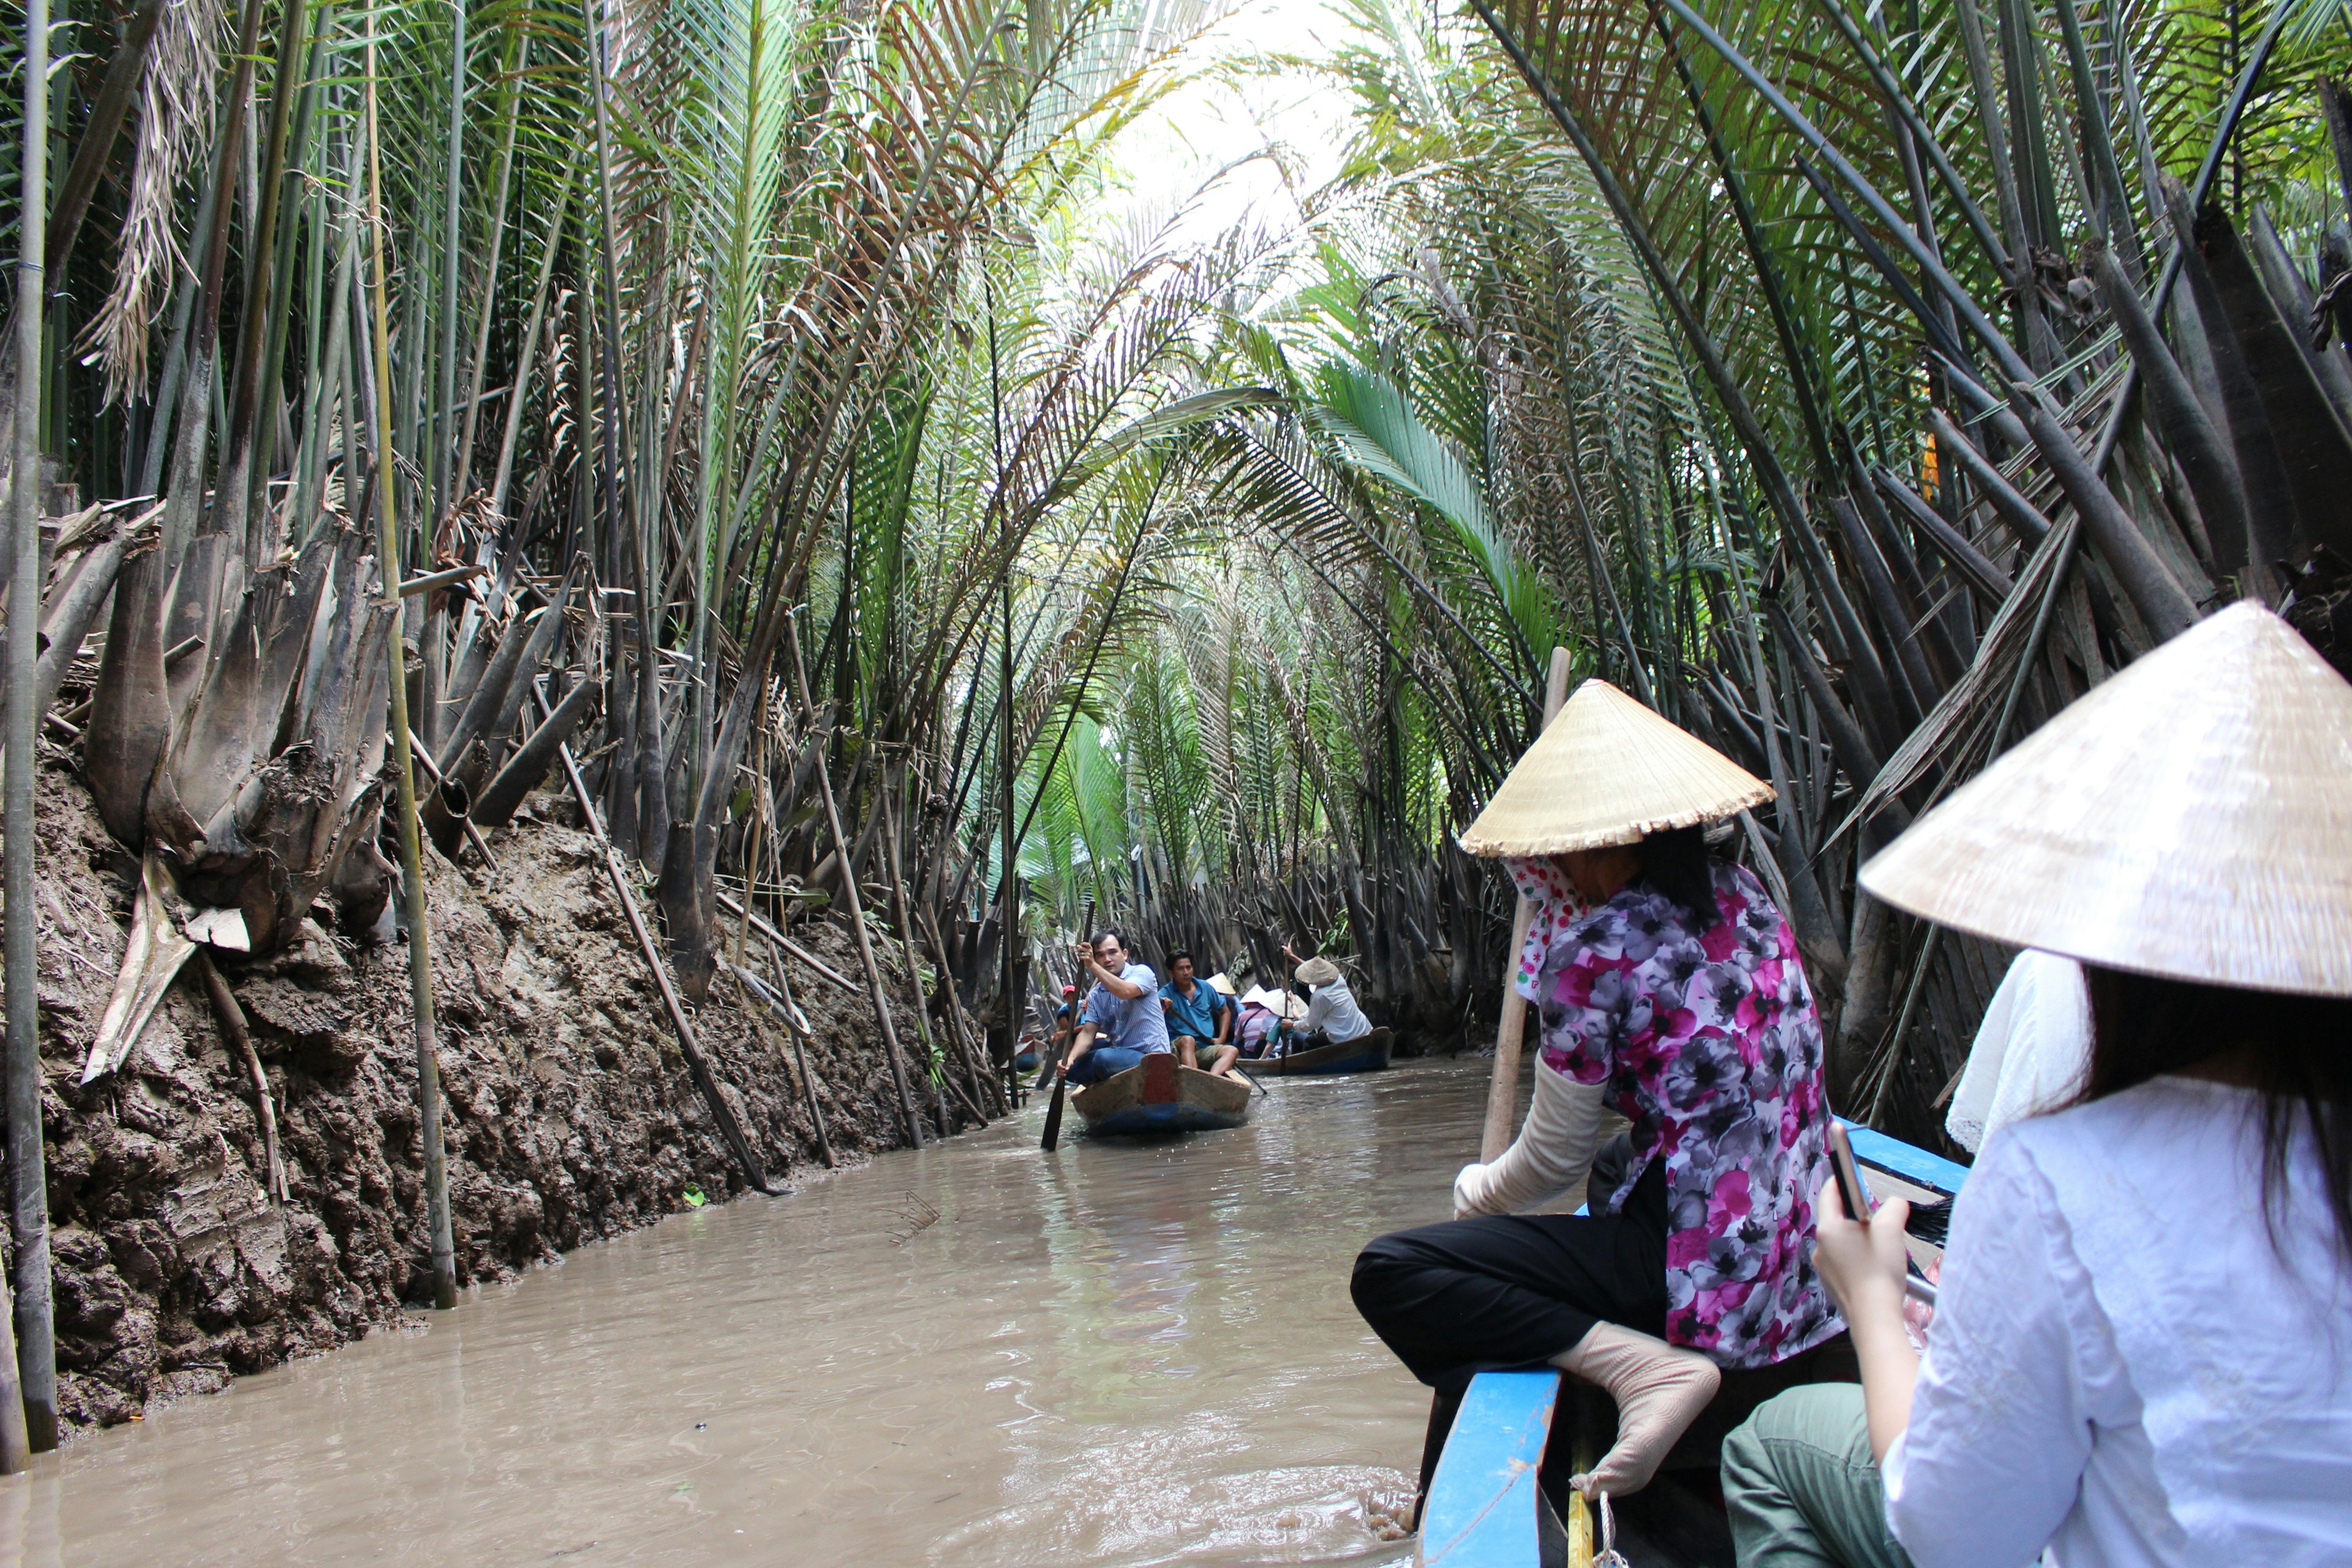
left=1352, top=679, right=1845, bottom=1503
left=1722, top=603, right=2352, bottom=1567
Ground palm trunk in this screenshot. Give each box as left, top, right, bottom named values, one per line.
left=366, top=37, right=459, bottom=1312
left=5, top=0, right=58, bottom=1452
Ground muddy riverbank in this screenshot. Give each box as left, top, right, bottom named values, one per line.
left=1, top=1057, right=1494, bottom=1568
left=7, top=760, right=962, bottom=1434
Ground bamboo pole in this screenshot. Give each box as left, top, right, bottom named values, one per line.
left=728, top=956, right=834, bottom=1168
left=1479, top=647, right=1575, bottom=1163
left=916, top=900, right=1000, bottom=1118
left=879, top=772, right=954, bottom=1134
left=5, top=0, right=58, bottom=1451
left=537, top=691, right=778, bottom=1194
left=710, top=888, right=859, bottom=994
left=785, top=616, right=924, bottom=1148
left=364, top=40, right=460, bottom=1311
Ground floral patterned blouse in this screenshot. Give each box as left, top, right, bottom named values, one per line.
left=1509, top=856, right=1843, bottom=1370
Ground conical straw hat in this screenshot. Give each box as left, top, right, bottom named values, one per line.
left=1458, top=679, right=1774, bottom=856
left=1859, top=603, right=2352, bottom=997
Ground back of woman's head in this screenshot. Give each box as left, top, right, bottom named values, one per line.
left=2081, top=967, right=2352, bottom=1261
left=1638, top=825, right=1722, bottom=932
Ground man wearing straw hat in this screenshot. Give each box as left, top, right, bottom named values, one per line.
left=1276, top=941, right=1373, bottom=1056
left=1351, top=679, right=1843, bottom=1505
left=1721, top=603, right=2352, bottom=1568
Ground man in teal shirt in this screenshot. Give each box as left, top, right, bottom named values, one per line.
left=1159, top=952, right=1239, bottom=1077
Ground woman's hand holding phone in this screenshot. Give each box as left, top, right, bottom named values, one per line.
left=1814, top=1172, right=1913, bottom=1319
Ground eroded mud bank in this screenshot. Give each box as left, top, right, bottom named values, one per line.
left=7, top=760, right=963, bottom=1434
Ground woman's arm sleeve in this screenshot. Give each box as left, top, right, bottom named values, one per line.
left=1300, top=989, right=1333, bottom=1035
left=1881, top=1133, right=2090, bottom=1568
left=1453, top=1065, right=1606, bottom=1217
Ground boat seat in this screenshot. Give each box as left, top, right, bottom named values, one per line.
left=1140, top=1050, right=1180, bottom=1102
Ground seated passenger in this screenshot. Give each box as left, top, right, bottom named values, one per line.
left=1232, top=987, right=1292, bottom=1058
left=1159, top=951, right=1240, bottom=1077
left=1722, top=605, right=2352, bottom=1567
left=1275, top=943, right=1372, bottom=1054
left=1057, top=930, right=1170, bottom=1085
left=1352, top=681, right=1834, bottom=1502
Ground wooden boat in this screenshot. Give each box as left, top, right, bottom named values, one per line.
left=1416, top=1120, right=1969, bottom=1567
left=1251, top=1025, right=1393, bottom=1077
left=1070, top=1050, right=1251, bottom=1136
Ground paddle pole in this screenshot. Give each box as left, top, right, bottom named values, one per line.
left=1039, top=1063, right=1068, bottom=1152
left=1479, top=648, right=1575, bottom=1161
left=1042, top=898, right=1091, bottom=1152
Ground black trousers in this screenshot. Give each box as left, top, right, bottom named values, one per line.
left=1352, top=1139, right=1667, bottom=1504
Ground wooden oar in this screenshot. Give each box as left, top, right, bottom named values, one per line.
left=1042, top=897, right=1093, bottom=1153
left=1040, top=1062, right=1069, bottom=1152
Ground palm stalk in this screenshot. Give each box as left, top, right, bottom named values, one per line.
left=6, top=0, right=58, bottom=1454
left=365, top=31, right=459, bottom=1312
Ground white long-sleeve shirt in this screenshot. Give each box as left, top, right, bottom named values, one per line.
left=1885, top=1076, right=2352, bottom=1567
left=1297, top=976, right=1371, bottom=1042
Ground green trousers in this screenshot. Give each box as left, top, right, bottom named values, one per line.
left=1721, top=1384, right=1916, bottom=1568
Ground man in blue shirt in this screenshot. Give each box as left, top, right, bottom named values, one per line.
left=1159, top=951, right=1239, bottom=1077
left=1058, top=930, right=1171, bottom=1085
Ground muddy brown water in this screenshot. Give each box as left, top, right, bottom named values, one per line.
left=2, top=1058, right=1502, bottom=1567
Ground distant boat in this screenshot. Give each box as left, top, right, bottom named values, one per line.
left=1071, top=1052, right=1250, bottom=1135
left=1251, top=1026, right=1393, bottom=1077
left=1014, top=1046, right=1039, bottom=1072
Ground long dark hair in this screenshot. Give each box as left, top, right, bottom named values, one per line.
left=1636, top=825, right=1722, bottom=932
left=2081, top=966, right=2352, bottom=1261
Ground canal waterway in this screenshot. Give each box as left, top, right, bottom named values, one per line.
left=1, top=1058, right=1502, bottom=1567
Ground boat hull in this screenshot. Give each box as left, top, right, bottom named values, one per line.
left=1253, top=1027, right=1392, bottom=1077
left=1071, top=1052, right=1250, bottom=1135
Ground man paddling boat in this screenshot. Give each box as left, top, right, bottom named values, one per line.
left=1058, top=930, right=1172, bottom=1085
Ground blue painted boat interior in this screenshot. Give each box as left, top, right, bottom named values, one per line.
left=1419, top=1371, right=1563, bottom=1568
left=1838, top=1118, right=1971, bottom=1195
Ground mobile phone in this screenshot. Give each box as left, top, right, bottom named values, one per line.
left=1826, top=1121, right=1872, bottom=1224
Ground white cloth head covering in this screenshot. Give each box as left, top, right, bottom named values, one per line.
left=1943, top=949, right=2090, bottom=1153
